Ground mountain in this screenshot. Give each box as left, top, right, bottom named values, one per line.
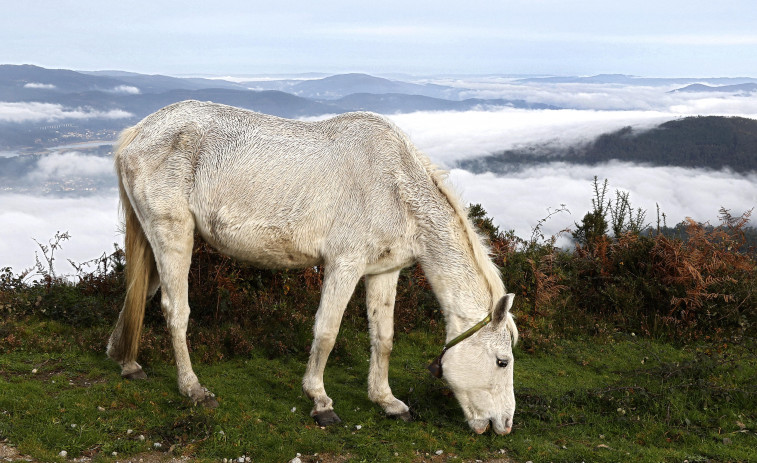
left=81, top=70, right=250, bottom=93
left=0, top=64, right=133, bottom=97
left=288, top=73, right=457, bottom=99
left=670, top=83, right=757, bottom=94
left=457, top=116, right=757, bottom=173
left=0, top=65, right=541, bottom=152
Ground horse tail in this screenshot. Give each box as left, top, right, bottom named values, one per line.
left=107, top=126, right=156, bottom=366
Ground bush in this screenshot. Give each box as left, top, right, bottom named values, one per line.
left=2, top=183, right=754, bottom=359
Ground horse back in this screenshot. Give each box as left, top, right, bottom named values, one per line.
left=118, top=101, right=420, bottom=272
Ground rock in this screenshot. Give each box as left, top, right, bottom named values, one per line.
left=97, top=406, right=105, bottom=412
left=32, top=369, right=38, bottom=374
left=435, top=450, right=443, bottom=455
left=153, top=442, right=162, bottom=448
left=289, top=458, right=302, bottom=463
left=59, top=450, right=68, bottom=458
left=138, top=434, right=145, bottom=441
left=355, top=425, right=362, bottom=430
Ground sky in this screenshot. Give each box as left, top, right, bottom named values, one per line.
left=2, top=0, right=757, bottom=77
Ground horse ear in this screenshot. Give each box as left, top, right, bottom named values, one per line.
left=492, top=293, right=515, bottom=326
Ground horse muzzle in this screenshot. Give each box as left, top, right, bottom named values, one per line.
left=469, top=416, right=513, bottom=435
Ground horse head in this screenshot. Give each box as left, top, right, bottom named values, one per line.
left=433, top=294, right=518, bottom=435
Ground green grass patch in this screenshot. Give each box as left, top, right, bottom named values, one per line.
left=0, top=319, right=755, bottom=462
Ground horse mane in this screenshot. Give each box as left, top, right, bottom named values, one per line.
left=423, top=160, right=518, bottom=344
left=385, top=120, right=506, bottom=311
left=422, top=158, right=507, bottom=303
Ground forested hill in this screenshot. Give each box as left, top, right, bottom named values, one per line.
left=458, top=116, right=757, bottom=173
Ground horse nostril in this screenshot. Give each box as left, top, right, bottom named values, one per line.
left=496, top=426, right=512, bottom=435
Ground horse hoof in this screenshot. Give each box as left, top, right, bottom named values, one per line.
left=389, top=411, right=413, bottom=422
left=197, top=396, right=219, bottom=409
left=313, top=410, right=342, bottom=426
left=122, top=368, right=148, bottom=380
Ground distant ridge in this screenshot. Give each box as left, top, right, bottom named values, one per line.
left=457, top=116, right=757, bottom=173
left=670, top=83, right=757, bottom=94
left=0, top=64, right=543, bottom=151
left=288, top=73, right=456, bottom=99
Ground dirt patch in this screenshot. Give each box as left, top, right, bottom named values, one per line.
left=0, top=442, right=31, bottom=462
left=0, top=442, right=192, bottom=463
left=299, top=453, right=351, bottom=463
left=92, top=453, right=190, bottom=463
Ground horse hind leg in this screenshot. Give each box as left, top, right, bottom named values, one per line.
left=150, top=212, right=218, bottom=408
left=365, top=271, right=411, bottom=421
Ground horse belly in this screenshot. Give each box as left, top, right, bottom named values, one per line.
left=193, top=204, right=323, bottom=269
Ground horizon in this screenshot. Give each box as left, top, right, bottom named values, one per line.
left=6, top=63, right=757, bottom=81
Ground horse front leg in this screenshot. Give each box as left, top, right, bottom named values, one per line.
left=302, top=259, right=363, bottom=426
left=365, top=270, right=411, bottom=420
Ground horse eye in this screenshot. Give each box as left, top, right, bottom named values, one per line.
left=496, top=358, right=509, bottom=368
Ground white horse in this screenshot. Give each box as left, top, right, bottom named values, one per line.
left=107, top=100, right=518, bottom=434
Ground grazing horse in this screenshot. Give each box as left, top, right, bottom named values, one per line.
left=107, top=100, right=518, bottom=434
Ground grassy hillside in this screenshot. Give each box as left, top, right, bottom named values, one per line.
left=0, top=320, right=754, bottom=462
left=1, top=186, right=755, bottom=462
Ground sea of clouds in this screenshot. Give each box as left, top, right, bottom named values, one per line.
left=1, top=80, right=756, bottom=276
left=0, top=101, right=132, bottom=123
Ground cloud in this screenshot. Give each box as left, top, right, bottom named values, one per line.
left=0, top=102, right=133, bottom=123
left=449, top=163, right=757, bottom=248
left=388, top=108, right=676, bottom=166
left=106, top=85, right=140, bottom=94
left=23, top=82, right=57, bottom=90
left=26, top=151, right=115, bottom=182
left=0, top=192, right=121, bottom=276
left=0, top=150, right=21, bottom=159
left=424, top=78, right=757, bottom=113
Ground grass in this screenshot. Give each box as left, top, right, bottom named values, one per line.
left=0, top=318, right=755, bottom=462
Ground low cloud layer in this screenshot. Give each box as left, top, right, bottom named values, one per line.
left=0, top=102, right=132, bottom=123
left=425, top=78, right=757, bottom=114
left=106, top=85, right=140, bottom=94
left=23, top=82, right=57, bottom=90
left=2, top=93, right=756, bottom=276
left=0, top=193, right=120, bottom=276
left=388, top=108, right=677, bottom=166
left=449, top=163, right=757, bottom=247
left=26, top=151, right=115, bottom=182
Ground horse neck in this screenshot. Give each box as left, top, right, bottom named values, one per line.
left=417, top=215, right=503, bottom=343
